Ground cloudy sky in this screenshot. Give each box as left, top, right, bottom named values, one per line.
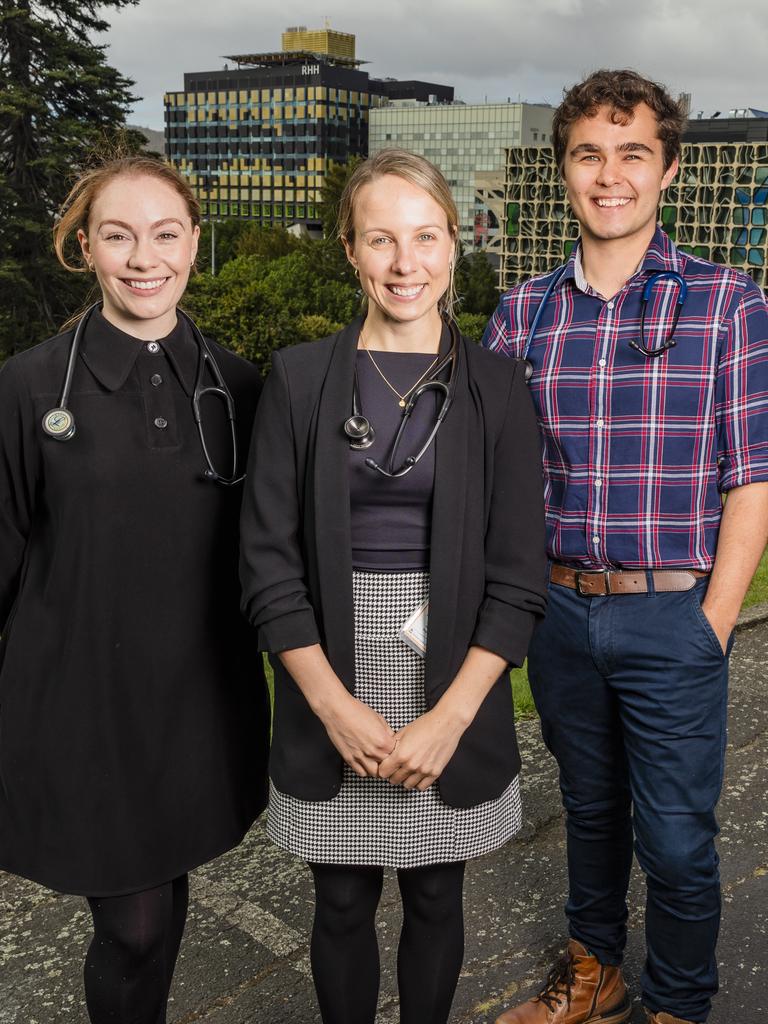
left=99, top=0, right=768, bottom=130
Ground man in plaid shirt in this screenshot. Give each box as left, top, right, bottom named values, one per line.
left=484, top=70, right=768, bottom=1024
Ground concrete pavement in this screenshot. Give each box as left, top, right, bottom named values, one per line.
left=2, top=612, right=767, bottom=1023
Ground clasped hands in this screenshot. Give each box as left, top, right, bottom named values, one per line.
left=322, top=691, right=466, bottom=792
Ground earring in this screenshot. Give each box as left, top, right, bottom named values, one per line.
left=354, top=267, right=359, bottom=279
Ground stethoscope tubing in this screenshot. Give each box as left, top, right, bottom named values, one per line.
left=41, top=303, right=242, bottom=485
left=521, top=266, right=687, bottom=375
left=346, top=319, right=460, bottom=478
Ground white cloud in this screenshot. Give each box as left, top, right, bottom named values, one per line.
left=99, top=0, right=768, bottom=128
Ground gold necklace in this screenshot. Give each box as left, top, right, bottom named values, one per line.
left=359, top=334, right=440, bottom=408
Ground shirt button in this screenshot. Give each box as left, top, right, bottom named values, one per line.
left=154, top=417, right=168, bottom=429
left=595, top=479, right=603, bottom=487
left=592, top=535, right=600, bottom=545
left=147, top=341, right=160, bottom=354
left=597, top=418, right=605, bottom=427
left=150, top=374, right=163, bottom=387
left=607, top=301, right=614, bottom=310
left=599, top=358, right=607, bottom=367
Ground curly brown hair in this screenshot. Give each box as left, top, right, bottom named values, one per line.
left=552, top=69, right=685, bottom=174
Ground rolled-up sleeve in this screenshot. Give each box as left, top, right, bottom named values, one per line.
left=481, top=297, right=513, bottom=355
left=716, top=279, right=768, bottom=492
left=0, top=359, right=38, bottom=627
left=239, top=351, right=321, bottom=653
left=471, top=360, right=548, bottom=665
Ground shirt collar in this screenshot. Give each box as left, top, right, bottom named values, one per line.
left=564, top=225, right=683, bottom=297
left=79, top=306, right=198, bottom=395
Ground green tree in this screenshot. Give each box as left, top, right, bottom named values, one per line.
left=196, top=219, right=253, bottom=274
left=319, top=156, right=363, bottom=239
left=455, top=251, right=500, bottom=316
left=183, top=246, right=359, bottom=374
left=455, top=312, right=488, bottom=342
left=0, top=0, right=140, bottom=359
left=235, top=223, right=302, bottom=261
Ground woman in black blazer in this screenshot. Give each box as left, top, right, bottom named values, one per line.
left=240, top=149, right=547, bottom=1024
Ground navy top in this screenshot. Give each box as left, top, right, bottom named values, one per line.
left=350, top=349, right=441, bottom=570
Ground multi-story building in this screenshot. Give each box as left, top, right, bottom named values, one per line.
left=163, top=27, right=451, bottom=233
left=369, top=102, right=554, bottom=250
left=684, top=108, right=768, bottom=143
left=498, top=141, right=768, bottom=292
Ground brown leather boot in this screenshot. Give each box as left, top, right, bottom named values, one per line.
left=495, top=940, right=631, bottom=1024
left=645, top=1012, right=698, bottom=1024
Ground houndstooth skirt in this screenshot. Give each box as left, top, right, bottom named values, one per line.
left=267, top=570, right=522, bottom=868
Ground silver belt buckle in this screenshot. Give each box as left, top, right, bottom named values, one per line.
left=576, top=570, right=611, bottom=596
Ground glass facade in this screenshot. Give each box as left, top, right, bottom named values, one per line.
left=164, top=60, right=381, bottom=230
left=500, top=143, right=768, bottom=292
left=369, top=103, right=553, bottom=249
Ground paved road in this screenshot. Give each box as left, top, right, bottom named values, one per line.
left=2, top=615, right=767, bottom=1023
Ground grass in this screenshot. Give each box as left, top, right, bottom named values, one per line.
left=262, top=550, right=768, bottom=723
left=742, top=550, right=768, bottom=608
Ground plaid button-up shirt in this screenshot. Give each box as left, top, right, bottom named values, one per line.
left=482, top=227, right=768, bottom=570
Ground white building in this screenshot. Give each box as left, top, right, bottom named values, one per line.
left=369, top=101, right=554, bottom=250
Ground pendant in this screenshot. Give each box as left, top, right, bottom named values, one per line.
left=399, top=399, right=406, bottom=408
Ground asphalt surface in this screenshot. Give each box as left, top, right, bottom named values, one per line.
left=2, top=609, right=767, bottom=1024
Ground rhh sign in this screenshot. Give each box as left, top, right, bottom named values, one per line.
left=302, top=64, right=320, bottom=75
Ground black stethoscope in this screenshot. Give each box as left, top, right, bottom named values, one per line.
left=343, top=319, right=459, bottom=478
left=41, top=303, right=243, bottom=486
left=520, top=268, right=689, bottom=381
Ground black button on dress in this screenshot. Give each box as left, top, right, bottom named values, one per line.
left=0, top=308, right=269, bottom=896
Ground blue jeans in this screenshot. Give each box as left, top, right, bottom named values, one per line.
left=528, top=576, right=731, bottom=1022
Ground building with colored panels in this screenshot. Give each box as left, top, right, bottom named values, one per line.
left=497, top=142, right=768, bottom=292
left=163, top=28, right=451, bottom=233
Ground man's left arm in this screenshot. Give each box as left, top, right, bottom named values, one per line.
left=702, top=483, right=768, bottom=651
left=705, top=279, right=768, bottom=650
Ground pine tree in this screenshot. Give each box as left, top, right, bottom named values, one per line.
left=0, top=0, right=142, bottom=359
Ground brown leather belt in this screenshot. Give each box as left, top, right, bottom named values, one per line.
left=550, top=564, right=709, bottom=596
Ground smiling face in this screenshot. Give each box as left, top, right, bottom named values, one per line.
left=78, top=173, right=199, bottom=340
left=562, top=102, right=679, bottom=249
left=343, top=173, right=456, bottom=332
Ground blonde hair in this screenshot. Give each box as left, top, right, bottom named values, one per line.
left=337, top=149, right=459, bottom=318
left=53, top=156, right=201, bottom=274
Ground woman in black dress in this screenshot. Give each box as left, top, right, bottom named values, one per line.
left=240, top=149, right=548, bottom=1024
left=0, top=156, right=269, bottom=1022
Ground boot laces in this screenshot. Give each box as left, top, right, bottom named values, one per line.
left=534, top=953, right=576, bottom=1011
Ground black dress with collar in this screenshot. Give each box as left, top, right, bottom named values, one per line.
left=0, top=308, right=269, bottom=896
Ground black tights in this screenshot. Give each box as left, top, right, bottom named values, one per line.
left=84, top=874, right=189, bottom=1024
left=309, top=860, right=466, bottom=1024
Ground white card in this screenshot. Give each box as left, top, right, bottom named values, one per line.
left=398, top=598, right=429, bottom=657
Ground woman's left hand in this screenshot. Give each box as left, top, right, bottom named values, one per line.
left=377, top=708, right=467, bottom=791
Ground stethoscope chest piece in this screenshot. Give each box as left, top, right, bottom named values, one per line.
left=344, top=414, right=375, bottom=449
left=42, top=407, right=76, bottom=441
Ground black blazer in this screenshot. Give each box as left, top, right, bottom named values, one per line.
left=240, top=320, right=547, bottom=808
